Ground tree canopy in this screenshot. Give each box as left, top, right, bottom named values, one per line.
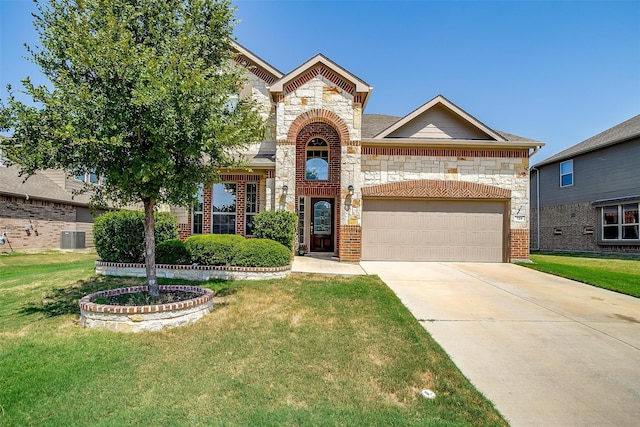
left=0, top=0, right=265, bottom=295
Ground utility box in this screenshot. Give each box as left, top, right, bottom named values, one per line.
left=60, top=231, right=86, bottom=249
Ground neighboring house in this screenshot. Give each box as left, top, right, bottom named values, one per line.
left=0, top=164, right=102, bottom=252
left=173, top=42, right=544, bottom=263
left=530, top=114, right=640, bottom=254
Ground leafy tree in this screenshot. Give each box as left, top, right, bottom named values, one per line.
left=0, top=0, right=265, bottom=296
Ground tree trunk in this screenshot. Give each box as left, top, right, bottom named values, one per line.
left=143, top=197, right=159, bottom=297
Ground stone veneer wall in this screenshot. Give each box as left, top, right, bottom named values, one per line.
left=96, top=261, right=291, bottom=281
left=0, top=196, right=79, bottom=251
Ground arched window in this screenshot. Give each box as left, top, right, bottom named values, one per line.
left=306, top=138, right=329, bottom=180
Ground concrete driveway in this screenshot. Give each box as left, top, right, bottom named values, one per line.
left=360, top=261, right=640, bottom=427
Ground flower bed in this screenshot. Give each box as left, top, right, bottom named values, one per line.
left=95, top=261, right=291, bottom=281
left=79, top=285, right=214, bottom=333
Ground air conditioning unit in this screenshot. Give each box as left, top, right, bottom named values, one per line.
left=60, top=231, right=86, bottom=249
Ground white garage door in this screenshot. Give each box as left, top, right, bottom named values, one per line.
left=361, top=199, right=505, bottom=262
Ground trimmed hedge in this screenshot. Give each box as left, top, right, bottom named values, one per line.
left=156, top=239, right=191, bottom=265
left=253, top=210, right=297, bottom=250
left=94, top=210, right=179, bottom=263
left=185, top=234, right=245, bottom=266
left=231, top=238, right=292, bottom=268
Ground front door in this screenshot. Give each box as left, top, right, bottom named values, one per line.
left=310, top=198, right=334, bottom=252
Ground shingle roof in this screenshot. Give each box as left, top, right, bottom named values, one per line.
left=0, top=165, right=91, bottom=205
left=361, top=114, right=402, bottom=138
left=534, top=114, right=640, bottom=167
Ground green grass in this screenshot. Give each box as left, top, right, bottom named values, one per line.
left=0, top=252, right=506, bottom=426
left=519, top=252, right=640, bottom=298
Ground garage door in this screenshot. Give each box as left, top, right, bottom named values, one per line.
left=361, top=199, right=505, bottom=262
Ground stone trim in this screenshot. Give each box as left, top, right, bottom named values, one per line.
left=362, top=180, right=511, bottom=199
left=284, top=65, right=355, bottom=96
left=362, top=147, right=529, bottom=158
left=286, top=109, right=351, bottom=146
left=95, top=261, right=291, bottom=281
left=79, top=285, right=213, bottom=314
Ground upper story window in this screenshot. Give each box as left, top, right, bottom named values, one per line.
left=602, top=203, right=639, bottom=241
left=560, top=160, right=573, bottom=187
left=306, top=138, right=329, bottom=181
left=212, top=183, right=237, bottom=234
left=75, top=168, right=103, bottom=185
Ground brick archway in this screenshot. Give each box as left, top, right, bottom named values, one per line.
left=362, top=179, right=511, bottom=199
left=285, top=109, right=351, bottom=145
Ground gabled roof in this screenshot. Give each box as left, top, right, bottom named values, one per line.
left=0, top=165, right=91, bottom=206
left=231, top=41, right=283, bottom=85
left=373, top=94, right=507, bottom=141
left=534, top=114, right=640, bottom=167
left=269, top=53, right=373, bottom=107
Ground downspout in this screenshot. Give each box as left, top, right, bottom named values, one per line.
left=530, top=166, right=540, bottom=251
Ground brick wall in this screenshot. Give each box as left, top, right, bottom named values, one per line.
left=0, top=196, right=78, bottom=251
left=295, top=121, right=343, bottom=255
left=339, top=225, right=361, bottom=262
left=509, top=229, right=530, bottom=261
left=534, top=202, right=640, bottom=254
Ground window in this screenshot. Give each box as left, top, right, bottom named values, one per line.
left=245, top=183, right=258, bottom=236
left=75, top=168, right=102, bottom=185
left=298, top=197, right=305, bottom=244
left=602, top=203, right=639, bottom=241
left=212, top=183, right=236, bottom=234
left=306, top=138, right=329, bottom=180
left=192, top=184, right=204, bottom=234
left=560, top=160, right=573, bottom=187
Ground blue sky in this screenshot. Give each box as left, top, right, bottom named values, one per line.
left=1, top=0, right=639, bottom=162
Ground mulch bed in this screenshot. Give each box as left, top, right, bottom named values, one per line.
left=95, top=291, right=201, bottom=306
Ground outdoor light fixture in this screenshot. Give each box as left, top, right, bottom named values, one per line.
left=347, top=185, right=354, bottom=196
left=282, top=184, right=288, bottom=193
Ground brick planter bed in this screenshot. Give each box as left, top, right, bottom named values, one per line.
left=95, top=261, right=291, bottom=281
left=79, top=285, right=214, bottom=333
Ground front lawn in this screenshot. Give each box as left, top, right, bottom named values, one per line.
left=0, top=252, right=506, bottom=426
left=519, top=252, right=640, bottom=298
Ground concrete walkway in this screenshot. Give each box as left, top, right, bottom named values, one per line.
left=360, top=261, right=640, bottom=427
left=291, top=254, right=366, bottom=275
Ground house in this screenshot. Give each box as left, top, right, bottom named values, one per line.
left=530, top=114, right=640, bottom=254
left=0, top=163, right=99, bottom=252
left=173, top=42, right=544, bottom=263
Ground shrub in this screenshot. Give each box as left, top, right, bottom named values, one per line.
left=230, top=238, right=292, bottom=268
left=156, top=239, right=190, bottom=265
left=252, top=210, right=297, bottom=250
left=185, top=234, right=245, bottom=266
left=94, top=210, right=179, bottom=263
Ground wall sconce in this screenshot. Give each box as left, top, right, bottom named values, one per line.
left=347, top=185, right=354, bottom=196
left=24, top=225, right=32, bottom=236
left=282, top=184, right=288, bottom=193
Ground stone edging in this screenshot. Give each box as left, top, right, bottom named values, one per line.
left=95, top=261, right=291, bottom=281
left=79, top=285, right=213, bottom=314
left=79, top=285, right=214, bottom=332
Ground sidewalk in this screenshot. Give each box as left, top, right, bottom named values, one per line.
left=291, top=254, right=366, bottom=275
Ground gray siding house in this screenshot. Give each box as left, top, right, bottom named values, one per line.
left=530, top=114, right=640, bottom=253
